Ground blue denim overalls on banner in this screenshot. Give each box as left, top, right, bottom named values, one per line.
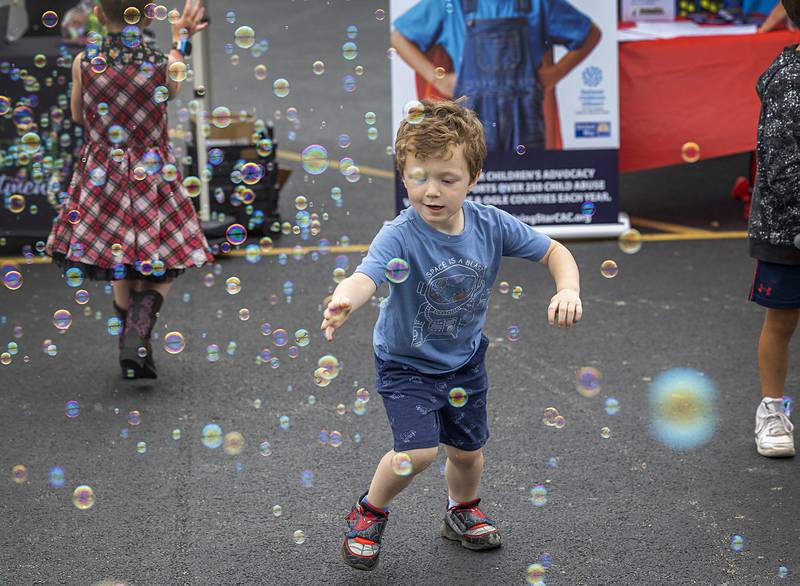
left=453, top=0, right=545, bottom=151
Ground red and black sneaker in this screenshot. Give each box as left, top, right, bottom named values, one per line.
left=441, top=497, right=502, bottom=550
left=341, top=492, right=390, bottom=571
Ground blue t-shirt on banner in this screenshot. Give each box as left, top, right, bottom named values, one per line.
left=355, top=200, right=552, bottom=374
left=742, top=0, right=777, bottom=14
left=393, top=0, right=592, bottom=72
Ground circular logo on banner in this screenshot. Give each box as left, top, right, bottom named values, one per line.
left=582, top=66, right=603, bottom=88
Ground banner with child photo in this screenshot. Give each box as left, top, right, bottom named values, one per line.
left=390, top=0, right=624, bottom=237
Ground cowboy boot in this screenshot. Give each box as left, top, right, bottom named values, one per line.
left=119, top=289, right=163, bottom=379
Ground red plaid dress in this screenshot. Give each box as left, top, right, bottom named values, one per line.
left=46, top=32, right=214, bottom=281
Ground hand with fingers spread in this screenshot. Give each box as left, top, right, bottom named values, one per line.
left=548, top=288, right=582, bottom=328
left=171, top=0, right=208, bottom=39
left=321, top=296, right=353, bottom=342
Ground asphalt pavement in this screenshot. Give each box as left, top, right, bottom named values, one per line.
left=1, top=1, right=798, bottom=585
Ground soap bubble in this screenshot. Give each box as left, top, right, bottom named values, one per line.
left=385, top=258, right=410, bottom=283
left=226, top=223, right=247, bottom=245
left=576, top=367, right=602, bottom=398
left=201, top=423, right=224, bottom=449
left=301, top=145, right=329, bottom=175
left=234, top=26, right=255, bottom=49
left=72, top=485, right=95, bottom=509
left=212, top=106, right=232, bottom=128
left=53, top=309, right=72, bottom=331
left=681, top=141, right=700, bottom=163
left=123, top=6, right=141, bottom=24
left=530, top=484, right=548, bottom=506
left=42, top=11, right=59, bottom=28
left=403, top=100, right=425, bottom=124
left=448, top=387, right=468, bottom=408
left=313, top=60, right=325, bottom=75
left=618, top=229, right=643, bottom=254
left=601, top=260, right=618, bottom=279
left=168, top=61, right=187, bottom=82
left=341, top=42, right=358, bottom=60
left=164, top=331, right=185, bottom=354
left=3, top=270, right=23, bottom=291
left=273, top=78, right=290, bottom=97
left=649, top=367, right=718, bottom=451
left=392, top=452, right=413, bottom=476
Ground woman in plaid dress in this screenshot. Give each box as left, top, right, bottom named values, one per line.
left=46, top=0, right=212, bottom=379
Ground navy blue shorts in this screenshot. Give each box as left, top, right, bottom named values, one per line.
left=374, top=335, right=490, bottom=453
left=749, top=260, right=800, bottom=309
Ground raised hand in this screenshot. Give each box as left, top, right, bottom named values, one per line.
left=320, top=296, right=353, bottom=341
left=171, top=0, right=208, bottom=39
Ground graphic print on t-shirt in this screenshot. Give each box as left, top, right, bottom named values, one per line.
left=412, top=258, right=489, bottom=346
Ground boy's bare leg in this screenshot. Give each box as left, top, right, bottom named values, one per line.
left=443, top=445, right=483, bottom=503
left=366, top=447, right=438, bottom=509
left=759, top=308, right=800, bottom=399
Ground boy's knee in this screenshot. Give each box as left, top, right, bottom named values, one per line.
left=445, top=446, right=483, bottom=465
left=766, top=308, right=800, bottom=335
left=403, top=447, right=438, bottom=472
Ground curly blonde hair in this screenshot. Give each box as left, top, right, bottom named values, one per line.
left=394, top=98, right=486, bottom=183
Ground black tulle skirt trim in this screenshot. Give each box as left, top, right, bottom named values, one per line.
left=51, top=253, right=184, bottom=283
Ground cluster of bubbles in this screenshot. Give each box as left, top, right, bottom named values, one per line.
left=542, top=407, right=566, bottom=429
left=314, top=354, right=341, bottom=387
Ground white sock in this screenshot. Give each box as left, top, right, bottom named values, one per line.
left=763, top=397, right=784, bottom=409
left=448, top=496, right=460, bottom=510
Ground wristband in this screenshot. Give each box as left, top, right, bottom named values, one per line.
left=172, top=40, right=192, bottom=57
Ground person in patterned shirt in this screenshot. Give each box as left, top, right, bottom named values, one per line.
left=46, top=0, right=212, bottom=379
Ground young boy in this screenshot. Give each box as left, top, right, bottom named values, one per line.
left=748, top=0, right=799, bottom=458
left=391, top=0, right=601, bottom=151
left=319, top=99, right=583, bottom=571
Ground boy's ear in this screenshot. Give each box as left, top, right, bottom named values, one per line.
left=468, top=168, right=482, bottom=191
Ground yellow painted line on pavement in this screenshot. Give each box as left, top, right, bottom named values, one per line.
left=629, top=216, right=713, bottom=234
left=639, top=231, right=747, bottom=242
left=277, top=150, right=395, bottom=179
left=0, top=233, right=750, bottom=267
left=0, top=244, right=373, bottom=266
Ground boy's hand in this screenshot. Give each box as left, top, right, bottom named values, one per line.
left=537, top=63, right=564, bottom=91
left=320, top=296, right=353, bottom=341
left=548, top=288, right=582, bottom=328
left=432, top=72, right=457, bottom=98
left=171, top=0, right=208, bottom=40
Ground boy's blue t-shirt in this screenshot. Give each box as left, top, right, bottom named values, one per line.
left=743, top=0, right=777, bottom=14
left=355, top=200, right=552, bottom=374
left=393, top=0, right=592, bottom=72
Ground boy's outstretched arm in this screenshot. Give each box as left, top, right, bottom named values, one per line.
left=537, top=23, right=602, bottom=90
left=538, top=240, right=582, bottom=328
left=391, top=29, right=456, bottom=98
left=320, top=272, right=378, bottom=341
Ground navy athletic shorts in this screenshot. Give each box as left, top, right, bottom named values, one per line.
left=374, top=334, right=490, bottom=453
left=749, top=260, right=800, bottom=309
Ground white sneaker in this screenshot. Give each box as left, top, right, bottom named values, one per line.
left=755, top=398, right=795, bottom=457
